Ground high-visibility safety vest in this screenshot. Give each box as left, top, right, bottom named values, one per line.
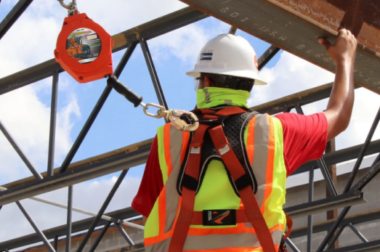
left=144, top=110, right=287, bottom=252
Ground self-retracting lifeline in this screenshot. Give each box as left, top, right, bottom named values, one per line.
left=106, top=75, right=199, bottom=132
left=55, top=0, right=114, bottom=83
left=54, top=1, right=198, bottom=130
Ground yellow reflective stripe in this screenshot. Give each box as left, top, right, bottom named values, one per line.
left=144, top=197, right=160, bottom=239
left=145, top=125, right=169, bottom=239
left=157, top=125, right=169, bottom=184
left=264, top=117, right=287, bottom=229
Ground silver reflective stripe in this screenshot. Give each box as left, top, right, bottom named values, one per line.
left=204, top=88, right=211, bottom=103
left=272, top=229, right=284, bottom=245
left=251, top=114, right=270, bottom=208
left=164, top=126, right=183, bottom=233
left=146, top=230, right=282, bottom=252
left=145, top=237, right=171, bottom=252
left=190, top=147, right=200, bottom=154
left=184, top=233, right=261, bottom=250
left=219, top=144, right=230, bottom=155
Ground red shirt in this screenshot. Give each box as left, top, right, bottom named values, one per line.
left=132, top=112, right=328, bottom=217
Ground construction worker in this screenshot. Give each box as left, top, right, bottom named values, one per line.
left=132, top=29, right=357, bottom=251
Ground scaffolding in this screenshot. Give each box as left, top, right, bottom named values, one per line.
left=1, top=0, right=380, bottom=251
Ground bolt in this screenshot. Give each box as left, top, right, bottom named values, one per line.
left=55, top=52, right=58, bottom=56
left=79, top=76, right=83, bottom=80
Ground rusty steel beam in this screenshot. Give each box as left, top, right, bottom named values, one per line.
left=264, top=0, right=380, bottom=53
left=180, top=0, right=380, bottom=94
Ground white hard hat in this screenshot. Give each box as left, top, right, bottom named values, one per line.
left=187, top=34, right=267, bottom=85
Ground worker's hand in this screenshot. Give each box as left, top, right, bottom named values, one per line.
left=318, top=28, right=357, bottom=64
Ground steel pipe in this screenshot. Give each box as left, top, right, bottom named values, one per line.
left=0, top=120, right=43, bottom=180
left=76, top=170, right=128, bottom=252
left=0, top=186, right=143, bottom=230
left=0, top=207, right=140, bottom=250
left=16, top=202, right=55, bottom=252
left=88, top=222, right=112, bottom=252
left=0, top=0, right=33, bottom=39
left=343, top=106, right=380, bottom=193
left=65, top=186, right=72, bottom=252
left=140, top=37, right=168, bottom=110
left=47, top=72, right=59, bottom=177
left=115, top=223, right=134, bottom=246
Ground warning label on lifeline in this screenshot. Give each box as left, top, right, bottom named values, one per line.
left=66, top=28, right=102, bottom=64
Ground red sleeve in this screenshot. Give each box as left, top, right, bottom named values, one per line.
left=131, top=136, right=163, bottom=217
left=275, top=112, right=328, bottom=176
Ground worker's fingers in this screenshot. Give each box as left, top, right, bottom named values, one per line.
left=338, top=28, right=347, bottom=36
left=318, top=38, right=331, bottom=50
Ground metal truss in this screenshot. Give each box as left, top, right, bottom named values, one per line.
left=1, top=1, right=380, bottom=251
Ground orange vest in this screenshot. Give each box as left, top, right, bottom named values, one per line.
left=144, top=113, right=287, bottom=251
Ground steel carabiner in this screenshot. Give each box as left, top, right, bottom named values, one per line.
left=141, top=103, right=199, bottom=131
left=57, top=0, right=78, bottom=15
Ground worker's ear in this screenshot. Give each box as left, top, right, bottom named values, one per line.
left=204, top=76, right=212, bottom=87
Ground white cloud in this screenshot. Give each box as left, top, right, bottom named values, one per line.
left=149, top=20, right=230, bottom=64
left=75, top=0, right=187, bottom=36
left=0, top=84, right=80, bottom=183
left=248, top=51, right=335, bottom=106
left=253, top=50, right=380, bottom=152
left=0, top=0, right=209, bottom=246
left=0, top=174, right=141, bottom=242
left=0, top=0, right=189, bottom=78
left=0, top=0, right=206, bottom=180
left=0, top=0, right=223, bottom=184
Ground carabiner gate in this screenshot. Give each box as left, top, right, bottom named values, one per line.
left=142, top=103, right=166, bottom=119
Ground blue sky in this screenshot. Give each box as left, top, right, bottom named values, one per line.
left=0, top=1, right=280, bottom=180
left=62, top=26, right=280, bottom=179
left=1, top=0, right=380, bottom=243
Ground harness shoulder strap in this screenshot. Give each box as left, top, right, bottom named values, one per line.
left=209, top=125, right=277, bottom=252
left=168, top=124, right=209, bottom=252
left=169, top=106, right=281, bottom=252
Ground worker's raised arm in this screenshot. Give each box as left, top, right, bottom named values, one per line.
left=319, top=29, right=357, bottom=141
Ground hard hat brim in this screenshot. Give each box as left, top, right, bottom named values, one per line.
left=186, top=69, right=267, bottom=85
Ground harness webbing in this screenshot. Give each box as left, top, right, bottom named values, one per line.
left=168, top=124, right=210, bottom=252
left=209, top=125, right=276, bottom=252
left=167, top=107, right=290, bottom=252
